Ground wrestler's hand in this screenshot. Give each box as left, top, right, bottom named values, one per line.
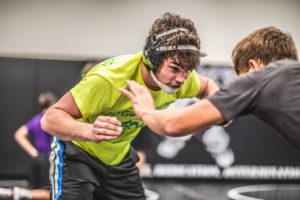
left=119, top=80, right=155, bottom=119
left=91, top=116, right=122, bottom=143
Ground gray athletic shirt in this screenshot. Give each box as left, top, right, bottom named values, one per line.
left=207, top=59, right=300, bottom=149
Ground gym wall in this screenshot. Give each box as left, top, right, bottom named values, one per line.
left=0, top=57, right=84, bottom=180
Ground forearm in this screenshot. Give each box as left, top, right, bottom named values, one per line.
left=41, top=107, right=92, bottom=141
left=21, top=142, right=38, bottom=157
left=141, top=108, right=197, bottom=137
left=16, top=137, right=38, bottom=157
left=140, top=110, right=169, bottom=136
left=141, top=100, right=224, bottom=137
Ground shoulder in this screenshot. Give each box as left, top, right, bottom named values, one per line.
left=87, top=52, right=143, bottom=83
left=263, top=59, right=299, bottom=73
left=26, top=113, right=43, bottom=128
left=94, top=52, right=143, bottom=69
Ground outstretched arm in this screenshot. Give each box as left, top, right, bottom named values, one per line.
left=119, top=80, right=225, bottom=137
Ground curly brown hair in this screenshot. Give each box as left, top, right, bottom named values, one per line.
left=148, top=12, right=205, bottom=71
left=232, top=26, right=299, bottom=75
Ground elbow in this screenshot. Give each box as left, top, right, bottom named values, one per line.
left=14, top=131, right=21, bottom=141
left=14, top=126, right=26, bottom=141
left=41, top=114, right=69, bottom=141
left=40, top=115, right=46, bottom=132
left=41, top=115, right=51, bottom=134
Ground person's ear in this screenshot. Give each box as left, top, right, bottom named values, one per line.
left=248, top=59, right=262, bottom=72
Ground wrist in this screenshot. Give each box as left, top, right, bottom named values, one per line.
left=140, top=109, right=152, bottom=123
left=31, top=150, right=38, bottom=157
left=67, top=122, right=93, bottom=141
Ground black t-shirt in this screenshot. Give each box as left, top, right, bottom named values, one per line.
left=208, top=59, right=300, bottom=149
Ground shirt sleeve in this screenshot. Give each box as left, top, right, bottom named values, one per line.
left=70, top=74, right=112, bottom=120
left=207, top=73, right=260, bottom=122
left=25, top=117, right=35, bottom=132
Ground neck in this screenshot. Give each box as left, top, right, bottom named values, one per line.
left=141, top=62, right=160, bottom=91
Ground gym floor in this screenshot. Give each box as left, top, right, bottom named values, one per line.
left=143, top=179, right=300, bottom=200
left=2, top=179, right=300, bottom=200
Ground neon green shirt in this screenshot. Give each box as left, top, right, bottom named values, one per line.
left=71, top=51, right=201, bottom=165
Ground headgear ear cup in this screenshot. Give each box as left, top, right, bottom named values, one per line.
left=143, top=35, right=163, bottom=71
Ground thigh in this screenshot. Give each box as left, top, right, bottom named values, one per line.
left=105, top=169, right=145, bottom=200
left=55, top=181, right=95, bottom=200
left=101, top=150, right=146, bottom=200
left=59, top=160, right=98, bottom=200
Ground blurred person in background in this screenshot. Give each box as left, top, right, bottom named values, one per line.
left=0, top=91, right=57, bottom=200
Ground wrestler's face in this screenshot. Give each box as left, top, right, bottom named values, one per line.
left=155, top=57, right=190, bottom=89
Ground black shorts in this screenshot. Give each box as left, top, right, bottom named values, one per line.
left=30, top=154, right=50, bottom=189
left=49, top=137, right=145, bottom=200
